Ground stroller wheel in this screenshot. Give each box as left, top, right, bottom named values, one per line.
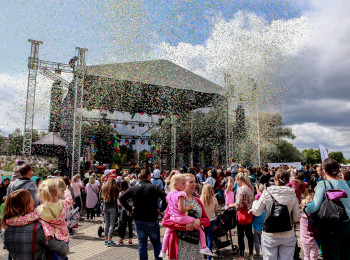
left=232, top=245, right=239, bottom=255
left=98, top=226, right=103, bottom=238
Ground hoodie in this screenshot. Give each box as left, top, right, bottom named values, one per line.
left=6, top=190, right=73, bottom=242
left=251, top=185, right=301, bottom=239
left=6, top=178, right=40, bottom=208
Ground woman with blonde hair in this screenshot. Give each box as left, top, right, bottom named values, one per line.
left=85, top=175, right=99, bottom=221
left=162, top=173, right=210, bottom=260
left=200, top=184, right=218, bottom=260
left=230, top=172, right=254, bottom=260
left=101, top=178, right=119, bottom=246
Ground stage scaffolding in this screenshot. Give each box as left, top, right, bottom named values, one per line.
left=23, top=40, right=224, bottom=177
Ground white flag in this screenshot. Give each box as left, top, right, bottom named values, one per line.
left=319, top=144, right=328, bottom=162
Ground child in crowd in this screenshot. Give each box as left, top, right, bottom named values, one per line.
left=6, top=178, right=73, bottom=260
left=300, top=194, right=319, bottom=260
left=224, top=177, right=235, bottom=210
left=160, top=174, right=213, bottom=257
left=252, top=193, right=265, bottom=259
left=164, top=170, right=178, bottom=194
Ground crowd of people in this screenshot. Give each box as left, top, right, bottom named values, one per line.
left=0, top=158, right=349, bottom=260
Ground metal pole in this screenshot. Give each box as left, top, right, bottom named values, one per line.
left=190, top=112, right=194, bottom=167
left=23, top=39, right=43, bottom=155
left=257, top=108, right=261, bottom=167
left=71, top=47, right=88, bottom=178
left=170, top=114, right=177, bottom=169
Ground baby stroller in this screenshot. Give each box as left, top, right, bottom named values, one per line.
left=213, top=208, right=239, bottom=258
left=97, top=198, right=121, bottom=237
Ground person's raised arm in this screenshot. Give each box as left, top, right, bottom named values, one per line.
left=251, top=191, right=267, bottom=216
left=305, top=181, right=326, bottom=214
left=178, top=196, right=193, bottom=213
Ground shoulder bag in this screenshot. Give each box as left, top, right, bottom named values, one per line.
left=176, top=209, right=201, bottom=244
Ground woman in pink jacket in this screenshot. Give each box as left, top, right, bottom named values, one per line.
left=162, top=173, right=210, bottom=260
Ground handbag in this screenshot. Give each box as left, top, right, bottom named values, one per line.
left=237, top=208, right=253, bottom=225
left=177, top=208, right=201, bottom=244
left=177, top=229, right=200, bottom=244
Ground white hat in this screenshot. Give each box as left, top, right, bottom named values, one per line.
left=104, top=170, right=111, bottom=175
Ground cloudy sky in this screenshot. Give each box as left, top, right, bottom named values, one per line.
left=1, top=0, right=349, bottom=158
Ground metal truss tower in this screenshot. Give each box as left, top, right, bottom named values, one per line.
left=23, top=39, right=43, bottom=155
left=71, top=47, right=88, bottom=177
left=170, top=114, right=177, bottom=170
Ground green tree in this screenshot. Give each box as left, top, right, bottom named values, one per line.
left=139, top=149, right=149, bottom=162
left=8, top=128, right=24, bottom=155
left=275, top=141, right=302, bottom=162
left=301, top=148, right=321, bottom=164
left=81, top=122, right=116, bottom=163
left=328, top=151, right=346, bottom=164
left=257, top=113, right=297, bottom=163
left=0, top=130, right=6, bottom=154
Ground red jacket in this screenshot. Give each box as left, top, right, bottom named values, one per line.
left=162, top=196, right=210, bottom=260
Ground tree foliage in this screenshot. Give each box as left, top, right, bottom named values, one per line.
left=328, top=151, right=346, bottom=164
left=301, top=148, right=321, bottom=164
left=81, top=122, right=117, bottom=163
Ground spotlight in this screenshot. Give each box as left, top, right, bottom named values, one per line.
left=69, top=56, right=78, bottom=68
left=114, top=125, right=117, bottom=128
left=125, top=140, right=129, bottom=145
left=108, top=142, right=111, bottom=145
left=141, top=140, right=145, bottom=145
left=131, top=140, right=136, bottom=145
left=140, top=112, right=144, bottom=115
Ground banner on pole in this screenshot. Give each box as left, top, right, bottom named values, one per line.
left=319, top=144, right=328, bottom=162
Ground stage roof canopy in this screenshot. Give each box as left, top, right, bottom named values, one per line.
left=84, top=60, right=224, bottom=116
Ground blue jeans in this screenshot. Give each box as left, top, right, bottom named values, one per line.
left=134, top=220, right=162, bottom=260
left=205, top=220, right=215, bottom=260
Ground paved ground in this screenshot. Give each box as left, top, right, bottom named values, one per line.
left=0, top=212, right=312, bottom=260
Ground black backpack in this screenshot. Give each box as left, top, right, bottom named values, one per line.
left=315, top=180, right=349, bottom=225
left=263, top=191, right=293, bottom=233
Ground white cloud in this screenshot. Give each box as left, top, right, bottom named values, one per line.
left=153, top=1, right=350, bottom=158
left=0, top=73, right=59, bottom=135
left=289, top=123, right=350, bottom=158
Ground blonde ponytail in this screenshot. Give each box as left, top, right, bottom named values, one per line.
left=38, top=179, right=59, bottom=204
left=235, top=172, right=254, bottom=191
